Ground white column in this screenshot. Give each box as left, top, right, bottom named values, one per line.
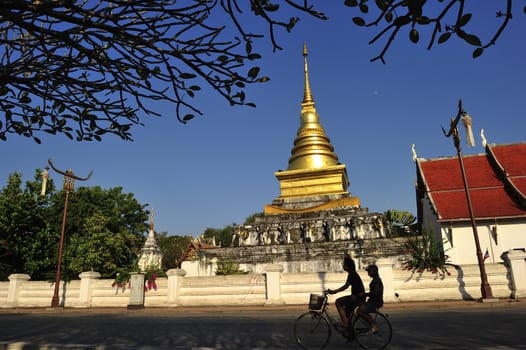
left=127, top=272, right=145, bottom=309
left=167, top=268, right=187, bottom=306
left=78, top=271, right=101, bottom=307
left=503, top=249, right=526, bottom=299
left=376, top=258, right=396, bottom=303
left=7, top=274, right=30, bottom=307
left=264, top=264, right=284, bottom=305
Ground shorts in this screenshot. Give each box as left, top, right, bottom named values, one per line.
left=336, top=294, right=365, bottom=315
left=361, top=300, right=383, bottom=313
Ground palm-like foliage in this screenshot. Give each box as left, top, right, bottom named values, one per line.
left=402, top=228, right=450, bottom=276
left=383, top=209, right=416, bottom=237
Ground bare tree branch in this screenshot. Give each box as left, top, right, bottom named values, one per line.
left=0, top=0, right=325, bottom=143
left=0, top=1, right=520, bottom=143
left=346, top=0, right=516, bottom=63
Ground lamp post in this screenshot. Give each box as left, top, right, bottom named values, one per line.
left=442, top=100, right=493, bottom=300
left=46, top=159, right=93, bottom=308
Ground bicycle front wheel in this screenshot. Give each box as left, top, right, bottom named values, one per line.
left=294, top=311, right=331, bottom=350
left=353, top=312, right=392, bottom=349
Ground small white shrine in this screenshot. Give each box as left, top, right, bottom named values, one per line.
left=138, top=210, right=163, bottom=271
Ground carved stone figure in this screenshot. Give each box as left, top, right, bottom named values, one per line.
left=256, top=227, right=264, bottom=246
left=278, top=225, right=287, bottom=245
left=322, top=221, right=330, bottom=242
left=300, top=223, right=310, bottom=243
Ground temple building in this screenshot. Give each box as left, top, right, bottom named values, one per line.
left=415, top=136, right=526, bottom=265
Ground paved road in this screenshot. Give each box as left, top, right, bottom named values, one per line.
left=1, top=300, right=525, bottom=349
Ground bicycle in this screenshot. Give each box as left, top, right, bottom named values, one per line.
left=294, top=290, right=392, bottom=349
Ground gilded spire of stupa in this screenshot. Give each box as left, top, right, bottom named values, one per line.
left=302, top=42, right=314, bottom=106
left=287, top=43, right=340, bottom=170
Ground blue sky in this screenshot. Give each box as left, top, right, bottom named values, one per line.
left=2, top=3, right=525, bottom=237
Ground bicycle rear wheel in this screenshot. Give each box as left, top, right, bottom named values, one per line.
left=294, top=311, right=331, bottom=350
left=353, top=312, right=392, bottom=349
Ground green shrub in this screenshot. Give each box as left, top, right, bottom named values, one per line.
left=112, top=270, right=131, bottom=289
left=403, top=229, right=450, bottom=276
left=215, top=260, right=247, bottom=275
left=112, top=264, right=166, bottom=291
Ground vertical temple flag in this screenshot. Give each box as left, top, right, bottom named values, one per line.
left=40, top=167, right=49, bottom=196
left=462, top=112, right=475, bottom=147
left=483, top=248, right=490, bottom=262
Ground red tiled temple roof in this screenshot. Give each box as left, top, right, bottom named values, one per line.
left=417, top=142, right=526, bottom=222
left=488, top=143, right=526, bottom=199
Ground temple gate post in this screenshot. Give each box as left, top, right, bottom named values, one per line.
left=127, top=272, right=145, bottom=309
left=7, top=273, right=30, bottom=307
left=376, top=258, right=396, bottom=303
left=502, top=249, right=526, bottom=299
left=167, top=268, right=187, bottom=306
left=264, top=264, right=284, bottom=305
left=78, top=271, right=101, bottom=307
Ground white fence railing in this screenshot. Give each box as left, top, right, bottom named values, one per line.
left=1, top=250, right=524, bottom=308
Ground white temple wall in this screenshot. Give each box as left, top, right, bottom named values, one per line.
left=438, top=220, right=525, bottom=265
left=2, top=251, right=525, bottom=308
left=421, top=195, right=526, bottom=266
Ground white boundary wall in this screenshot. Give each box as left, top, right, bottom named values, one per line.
left=1, top=251, right=524, bottom=309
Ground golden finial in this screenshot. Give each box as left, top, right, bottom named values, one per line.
left=302, top=42, right=314, bottom=105
left=286, top=44, right=339, bottom=170
left=149, top=208, right=154, bottom=231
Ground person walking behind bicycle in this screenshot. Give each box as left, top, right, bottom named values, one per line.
left=327, top=254, right=365, bottom=329
left=358, top=264, right=384, bottom=333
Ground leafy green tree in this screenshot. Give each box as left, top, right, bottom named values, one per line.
left=202, top=224, right=236, bottom=248
left=47, top=186, right=148, bottom=240
left=3, top=1, right=518, bottom=142
left=156, top=232, right=193, bottom=270
left=383, top=209, right=417, bottom=237
left=67, top=212, right=142, bottom=279
left=54, top=186, right=148, bottom=279
left=0, top=169, right=149, bottom=280
left=0, top=238, right=9, bottom=279
left=0, top=171, right=56, bottom=280
left=244, top=212, right=264, bottom=225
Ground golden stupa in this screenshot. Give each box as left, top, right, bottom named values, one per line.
left=264, top=44, right=360, bottom=215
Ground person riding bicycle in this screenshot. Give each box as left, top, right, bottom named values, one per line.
left=327, top=255, right=365, bottom=328
left=357, top=264, right=384, bottom=333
